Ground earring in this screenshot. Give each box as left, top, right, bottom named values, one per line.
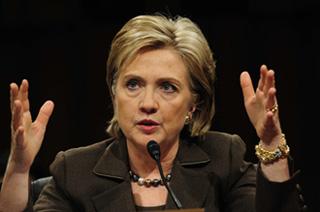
left=185, top=115, right=191, bottom=125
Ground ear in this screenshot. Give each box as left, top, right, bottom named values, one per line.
left=189, top=104, right=196, bottom=113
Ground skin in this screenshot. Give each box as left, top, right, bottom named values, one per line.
left=114, top=48, right=195, bottom=206
left=0, top=57, right=289, bottom=210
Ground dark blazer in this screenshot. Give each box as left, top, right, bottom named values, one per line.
left=32, top=131, right=302, bottom=212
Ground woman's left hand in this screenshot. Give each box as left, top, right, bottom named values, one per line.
left=240, top=64, right=282, bottom=149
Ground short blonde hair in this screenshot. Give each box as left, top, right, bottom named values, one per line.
left=106, top=14, right=216, bottom=138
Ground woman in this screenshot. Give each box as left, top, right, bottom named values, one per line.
left=0, top=14, right=303, bottom=211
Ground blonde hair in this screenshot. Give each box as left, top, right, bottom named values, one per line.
left=106, top=14, right=216, bottom=138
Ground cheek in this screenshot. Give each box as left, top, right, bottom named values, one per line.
left=114, top=94, right=140, bottom=126
left=163, top=104, right=188, bottom=126
left=115, top=92, right=132, bottom=110
left=114, top=95, right=131, bottom=120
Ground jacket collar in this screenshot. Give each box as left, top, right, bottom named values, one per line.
left=93, top=136, right=129, bottom=180
left=91, top=136, right=212, bottom=211
left=177, top=136, right=211, bottom=166
left=93, top=136, right=211, bottom=178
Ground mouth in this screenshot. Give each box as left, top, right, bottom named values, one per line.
left=137, top=119, right=160, bottom=134
left=137, top=119, right=160, bottom=126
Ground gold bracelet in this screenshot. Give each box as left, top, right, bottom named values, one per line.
left=255, top=134, right=290, bottom=164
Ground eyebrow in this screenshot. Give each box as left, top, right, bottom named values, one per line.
left=122, top=74, right=183, bottom=87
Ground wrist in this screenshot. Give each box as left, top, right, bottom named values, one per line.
left=5, top=160, right=31, bottom=175
left=255, top=133, right=290, bottom=164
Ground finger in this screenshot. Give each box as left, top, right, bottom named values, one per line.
left=12, top=100, right=23, bottom=131
left=264, top=70, right=275, bottom=94
left=19, top=79, right=30, bottom=112
left=266, top=87, right=278, bottom=113
left=10, top=83, right=19, bottom=111
left=240, top=71, right=255, bottom=102
left=34, top=100, right=55, bottom=129
left=257, top=65, right=268, bottom=91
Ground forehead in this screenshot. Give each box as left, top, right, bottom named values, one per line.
left=119, top=48, right=189, bottom=81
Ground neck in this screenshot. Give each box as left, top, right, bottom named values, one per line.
left=127, top=139, right=179, bottom=178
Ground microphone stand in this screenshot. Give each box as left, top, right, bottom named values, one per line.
left=147, top=140, right=183, bottom=209
left=156, top=156, right=182, bottom=209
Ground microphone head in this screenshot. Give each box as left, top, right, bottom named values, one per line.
left=147, top=140, right=160, bottom=161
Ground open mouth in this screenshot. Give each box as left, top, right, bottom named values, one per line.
left=137, top=119, right=160, bottom=133
left=137, top=119, right=159, bottom=126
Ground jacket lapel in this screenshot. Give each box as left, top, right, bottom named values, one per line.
left=91, top=137, right=136, bottom=212
left=165, top=138, right=212, bottom=209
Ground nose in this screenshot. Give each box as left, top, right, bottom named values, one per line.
left=139, top=87, right=158, bottom=114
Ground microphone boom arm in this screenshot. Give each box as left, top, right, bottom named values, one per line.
left=156, top=158, right=183, bottom=209
left=147, top=140, right=183, bottom=209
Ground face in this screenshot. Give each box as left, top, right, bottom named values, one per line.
left=114, top=48, right=195, bottom=152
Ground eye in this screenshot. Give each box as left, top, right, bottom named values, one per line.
left=160, top=81, right=177, bottom=93
left=126, top=79, right=140, bottom=90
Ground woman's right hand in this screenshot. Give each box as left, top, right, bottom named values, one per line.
left=9, top=79, right=54, bottom=173
left=0, top=79, right=54, bottom=211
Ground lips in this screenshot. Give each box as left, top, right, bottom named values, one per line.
left=137, top=119, right=160, bottom=126
left=137, top=119, right=160, bottom=134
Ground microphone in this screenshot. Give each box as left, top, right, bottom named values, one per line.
left=147, top=140, right=183, bottom=209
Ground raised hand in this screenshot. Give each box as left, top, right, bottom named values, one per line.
left=240, top=65, right=282, bottom=149
left=0, top=79, right=54, bottom=211
left=240, top=65, right=291, bottom=182
left=9, top=79, right=54, bottom=172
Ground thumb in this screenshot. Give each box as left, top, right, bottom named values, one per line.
left=35, top=100, right=55, bottom=128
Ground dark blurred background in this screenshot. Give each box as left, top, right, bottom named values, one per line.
left=1, top=0, right=319, bottom=210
